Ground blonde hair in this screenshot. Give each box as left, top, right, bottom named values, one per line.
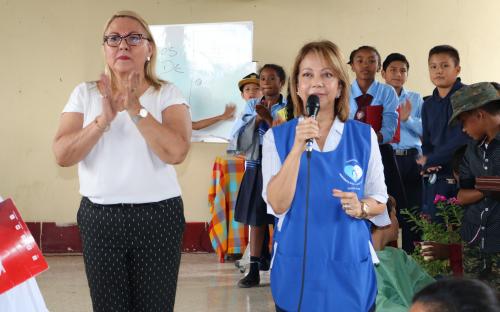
left=102, top=10, right=164, bottom=90
left=290, top=41, right=350, bottom=121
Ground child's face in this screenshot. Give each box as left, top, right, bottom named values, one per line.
left=381, top=61, right=408, bottom=90
left=297, top=52, right=342, bottom=110
left=241, top=83, right=261, bottom=101
left=428, top=53, right=460, bottom=89
left=458, top=110, right=485, bottom=140
left=350, top=49, right=379, bottom=81
left=260, top=68, right=283, bottom=97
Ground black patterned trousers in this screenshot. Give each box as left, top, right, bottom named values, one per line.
left=77, top=196, right=185, bottom=312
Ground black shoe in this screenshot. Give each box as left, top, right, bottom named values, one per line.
left=237, top=273, right=260, bottom=288
left=225, top=253, right=242, bottom=262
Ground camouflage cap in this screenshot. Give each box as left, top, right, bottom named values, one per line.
left=238, top=73, right=259, bottom=92
left=449, top=82, right=500, bottom=126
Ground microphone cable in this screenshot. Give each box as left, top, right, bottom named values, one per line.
left=297, top=150, right=312, bottom=311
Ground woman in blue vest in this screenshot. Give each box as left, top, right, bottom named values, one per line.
left=262, top=41, right=389, bottom=311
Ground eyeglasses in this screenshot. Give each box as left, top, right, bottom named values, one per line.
left=103, top=33, right=149, bottom=47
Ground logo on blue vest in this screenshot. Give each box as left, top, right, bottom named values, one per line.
left=339, top=159, right=364, bottom=186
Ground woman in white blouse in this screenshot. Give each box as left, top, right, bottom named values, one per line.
left=262, top=41, right=388, bottom=312
left=52, top=11, right=190, bottom=312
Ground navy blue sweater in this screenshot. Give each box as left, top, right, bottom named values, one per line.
left=421, top=78, right=470, bottom=175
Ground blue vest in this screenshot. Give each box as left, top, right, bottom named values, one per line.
left=271, top=119, right=376, bottom=312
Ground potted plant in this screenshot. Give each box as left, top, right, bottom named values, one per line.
left=401, top=195, right=464, bottom=277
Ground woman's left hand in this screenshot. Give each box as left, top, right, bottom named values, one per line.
left=332, top=189, right=363, bottom=218
left=124, top=71, right=141, bottom=113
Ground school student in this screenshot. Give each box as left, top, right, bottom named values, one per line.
left=348, top=46, right=407, bottom=219
left=450, top=82, right=500, bottom=291
left=418, top=45, right=470, bottom=220
left=381, top=52, right=424, bottom=252
left=233, top=65, right=287, bottom=288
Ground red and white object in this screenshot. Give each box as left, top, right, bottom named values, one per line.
left=0, top=198, right=48, bottom=294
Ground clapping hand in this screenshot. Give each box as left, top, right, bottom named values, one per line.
left=98, top=74, right=121, bottom=127
left=400, top=99, right=412, bottom=121
left=123, top=71, right=141, bottom=113
left=255, top=103, right=273, bottom=126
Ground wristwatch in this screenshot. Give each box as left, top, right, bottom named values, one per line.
left=131, top=107, right=148, bottom=124
left=359, top=201, right=370, bottom=219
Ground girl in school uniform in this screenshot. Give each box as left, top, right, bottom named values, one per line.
left=233, top=64, right=287, bottom=287
left=348, top=46, right=407, bottom=224
left=263, top=41, right=388, bottom=311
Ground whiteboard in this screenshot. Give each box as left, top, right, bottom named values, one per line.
left=150, top=22, right=255, bottom=142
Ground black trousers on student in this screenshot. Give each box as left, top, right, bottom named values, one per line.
left=77, top=196, right=185, bottom=312
left=395, top=148, right=423, bottom=253
left=379, top=143, right=408, bottom=211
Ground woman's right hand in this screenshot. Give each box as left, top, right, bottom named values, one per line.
left=97, top=74, right=120, bottom=127
left=292, top=117, right=319, bottom=153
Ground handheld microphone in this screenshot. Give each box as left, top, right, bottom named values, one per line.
left=305, top=94, right=320, bottom=152
left=298, top=94, right=320, bottom=311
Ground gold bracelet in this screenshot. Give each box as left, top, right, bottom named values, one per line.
left=95, top=118, right=110, bottom=132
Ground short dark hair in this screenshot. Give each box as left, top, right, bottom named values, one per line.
left=412, top=278, right=500, bottom=312
left=382, top=53, right=410, bottom=71
left=481, top=100, right=500, bottom=115
left=259, top=64, right=286, bottom=83
left=348, top=46, right=381, bottom=71
left=428, top=45, right=460, bottom=66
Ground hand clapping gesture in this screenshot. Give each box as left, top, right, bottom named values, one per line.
left=97, top=73, right=121, bottom=130
left=255, top=103, right=273, bottom=126
left=97, top=71, right=143, bottom=129
left=123, top=71, right=141, bottom=114
left=400, top=99, right=412, bottom=122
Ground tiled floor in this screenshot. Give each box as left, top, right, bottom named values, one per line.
left=36, top=253, right=275, bottom=312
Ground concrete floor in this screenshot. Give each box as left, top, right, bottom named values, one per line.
left=36, top=253, right=275, bottom=312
